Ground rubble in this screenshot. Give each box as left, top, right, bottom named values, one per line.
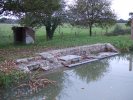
left=15, top=43, right=119, bottom=72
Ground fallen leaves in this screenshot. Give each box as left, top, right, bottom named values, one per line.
left=0, top=60, right=17, bottom=73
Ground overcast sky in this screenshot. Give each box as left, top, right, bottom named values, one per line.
left=111, top=0, right=133, bottom=20
left=66, top=0, right=133, bottom=20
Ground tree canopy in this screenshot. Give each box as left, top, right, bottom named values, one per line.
left=1, top=0, right=66, bottom=40
left=126, top=12, right=133, bottom=27
left=68, top=0, right=116, bottom=36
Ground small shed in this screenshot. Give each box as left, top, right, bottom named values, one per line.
left=12, top=27, right=35, bottom=44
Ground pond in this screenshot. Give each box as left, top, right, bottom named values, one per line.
left=1, top=53, right=133, bottom=100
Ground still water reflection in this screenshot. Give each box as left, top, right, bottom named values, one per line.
left=1, top=53, right=133, bottom=100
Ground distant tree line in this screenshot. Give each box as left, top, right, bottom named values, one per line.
left=117, top=19, right=128, bottom=23
left=0, top=17, right=19, bottom=24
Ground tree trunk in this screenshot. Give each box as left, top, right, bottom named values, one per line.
left=89, top=25, right=92, bottom=36
left=46, top=26, right=53, bottom=40
left=45, top=16, right=58, bottom=40
left=45, top=25, right=57, bottom=41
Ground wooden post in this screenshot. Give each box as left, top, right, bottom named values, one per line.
left=129, top=55, right=132, bottom=71
left=59, top=26, right=61, bottom=35
left=131, top=17, right=133, bottom=39
left=61, top=32, right=64, bottom=38
left=75, top=32, right=77, bottom=36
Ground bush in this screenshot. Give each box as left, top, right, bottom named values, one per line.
left=106, top=25, right=130, bottom=36
left=0, top=71, right=28, bottom=88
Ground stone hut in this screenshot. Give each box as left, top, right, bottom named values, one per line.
left=12, top=27, right=35, bottom=44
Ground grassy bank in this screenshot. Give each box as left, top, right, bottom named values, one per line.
left=0, top=23, right=132, bottom=88
left=0, top=23, right=132, bottom=62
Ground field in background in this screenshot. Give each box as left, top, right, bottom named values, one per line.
left=0, top=23, right=128, bottom=46
left=0, top=23, right=132, bottom=62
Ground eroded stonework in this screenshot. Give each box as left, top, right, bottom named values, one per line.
left=16, top=43, right=119, bottom=72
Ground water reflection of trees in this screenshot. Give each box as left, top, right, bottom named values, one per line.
left=109, top=52, right=133, bottom=61
left=109, top=52, right=133, bottom=72
left=74, top=59, right=109, bottom=83
left=0, top=71, right=65, bottom=100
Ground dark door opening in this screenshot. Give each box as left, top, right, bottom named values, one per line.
left=12, top=27, right=26, bottom=44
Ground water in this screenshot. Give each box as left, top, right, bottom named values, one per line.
left=1, top=53, right=133, bottom=100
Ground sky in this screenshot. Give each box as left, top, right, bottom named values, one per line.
left=1, top=0, right=133, bottom=20
left=66, top=0, right=133, bottom=20
left=111, top=0, right=133, bottom=20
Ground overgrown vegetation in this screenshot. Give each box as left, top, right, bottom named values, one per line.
left=0, top=60, right=55, bottom=92
left=106, top=24, right=130, bottom=36
left=0, top=60, right=27, bottom=88
left=0, top=70, right=27, bottom=88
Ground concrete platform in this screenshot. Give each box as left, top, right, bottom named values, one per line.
left=67, top=59, right=98, bottom=68
left=65, top=52, right=119, bottom=68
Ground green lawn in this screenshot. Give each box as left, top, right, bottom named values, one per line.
left=0, top=23, right=127, bottom=46
left=0, top=23, right=132, bottom=62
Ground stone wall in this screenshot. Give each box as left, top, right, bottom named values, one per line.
left=39, top=43, right=118, bottom=58
left=16, top=43, right=118, bottom=72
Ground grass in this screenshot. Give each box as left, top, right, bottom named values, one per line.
left=1, top=23, right=122, bottom=46
left=0, top=70, right=27, bottom=88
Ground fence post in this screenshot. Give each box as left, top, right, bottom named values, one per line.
left=61, top=32, right=64, bottom=38
left=131, top=17, right=133, bottom=39
left=75, top=32, right=77, bottom=37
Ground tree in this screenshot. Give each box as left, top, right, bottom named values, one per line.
left=68, top=0, right=116, bottom=36
left=0, top=17, right=18, bottom=24
left=126, top=18, right=131, bottom=27
left=117, top=19, right=128, bottom=23
left=126, top=12, right=133, bottom=27
left=1, top=0, right=66, bottom=40
left=0, top=1, right=4, bottom=15
left=98, top=13, right=116, bottom=34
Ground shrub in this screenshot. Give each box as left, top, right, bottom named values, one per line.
left=0, top=71, right=28, bottom=88
left=106, top=25, right=130, bottom=36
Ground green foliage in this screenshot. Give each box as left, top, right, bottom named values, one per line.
left=126, top=12, right=133, bottom=27
left=126, top=18, right=131, bottom=27
left=2, top=0, right=66, bottom=40
left=106, top=24, right=130, bottom=36
left=68, top=0, right=116, bottom=36
left=0, top=71, right=28, bottom=88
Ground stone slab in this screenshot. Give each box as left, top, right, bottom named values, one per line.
left=16, top=58, right=28, bottom=63
left=66, top=52, right=119, bottom=68
left=59, top=55, right=81, bottom=62
left=95, top=52, right=119, bottom=59
left=67, top=59, right=98, bottom=68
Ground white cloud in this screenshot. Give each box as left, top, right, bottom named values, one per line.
left=66, top=0, right=133, bottom=20
left=111, top=0, right=133, bottom=20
